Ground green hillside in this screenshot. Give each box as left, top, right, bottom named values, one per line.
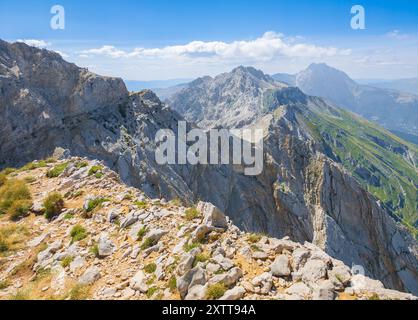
left=300, top=102, right=418, bottom=238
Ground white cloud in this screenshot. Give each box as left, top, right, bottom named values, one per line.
left=53, top=50, right=69, bottom=59
left=79, top=32, right=351, bottom=62
left=16, top=39, right=51, bottom=48
left=386, top=30, right=410, bottom=40
left=80, top=45, right=127, bottom=58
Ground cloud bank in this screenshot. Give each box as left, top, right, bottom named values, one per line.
left=79, top=32, right=351, bottom=62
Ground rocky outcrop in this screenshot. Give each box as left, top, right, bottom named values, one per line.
left=0, top=158, right=415, bottom=300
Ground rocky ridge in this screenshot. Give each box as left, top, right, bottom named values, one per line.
left=0, top=158, right=415, bottom=300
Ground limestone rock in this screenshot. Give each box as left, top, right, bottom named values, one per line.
left=79, top=266, right=101, bottom=285
left=270, top=255, right=291, bottom=277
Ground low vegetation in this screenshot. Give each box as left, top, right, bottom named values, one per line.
left=140, top=237, right=157, bottom=250
left=8, top=200, right=32, bottom=221
left=43, top=192, right=65, bottom=220
left=88, top=165, right=104, bottom=178
left=0, top=179, right=32, bottom=220
left=70, top=225, right=87, bottom=242
left=206, top=283, right=226, bottom=300
left=185, top=207, right=200, bottom=221
left=137, top=226, right=147, bottom=241
left=0, top=173, right=7, bottom=187
left=134, top=201, right=149, bottom=210
left=90, top=243, right=100, bottom=258
left=61, top=256, right=74, bottom=268
left=144, top=263, right=157, bottom=274
left=66, top=284, right=91, bottom=300
left=247, top=233, right=263, bottom=243
left=193, top=252, right=210, bottom=267
left=84, top=197, right=108, bottom=213
left=0, top=224, right=29, bottom=256
left=168, top=276, right=177, bottom=292
left=0, top=279, right=10, bottom=290
left=183, top=242, right=199, bottom=252
left=46, top=162, right=68, bottom=178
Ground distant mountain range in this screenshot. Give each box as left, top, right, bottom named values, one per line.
left=359, top=78, right=418, bottom=96
left=124, top=79, right=191, bottom=91
left=272, top=63, right=418, bottom=142
left=151, top=64, right=418, bottom=145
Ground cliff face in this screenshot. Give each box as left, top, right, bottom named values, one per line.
left=0, top=40, right=417, bottom=295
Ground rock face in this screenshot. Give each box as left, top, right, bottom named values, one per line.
left=166, top=66, right=288, bottom=129
left=0, top=40, right=417, bottom=295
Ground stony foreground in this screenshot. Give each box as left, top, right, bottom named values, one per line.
left=0, top=157, right=416, bottom=300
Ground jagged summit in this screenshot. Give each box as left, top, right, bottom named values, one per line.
left=166, top=66, right=287, bottom=129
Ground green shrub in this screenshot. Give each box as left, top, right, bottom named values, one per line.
left=369, top=293, right=380, bottom=300
left=183, top=242, right=199, bottom=252
left=0, top=237, right=8, bottom=253
left=70, top=225, right=87, bottom=242
left=24, top=176, right=36, bottom=183
left=9, top=290, right=30, bottom=300
left=7, top=200, right=32, bottom=221
left=88, top=165, right=103, bottom=177
left=168, top=276, right=177, bottom=292
left=140, top=237, right=157, bottom=250
left=146, top=287, right=158, bottom=299
left=170, top=198, right=182, bottom=206
left=90, top=244, right=99, bottom=258
left=46, top=162, right=68, bottom=178
left=0, top=279, right=10, bottom=290
left=0, top=179, right=32, bottom=215
left=67, top=284, right=90, bottom=300
left=144, top=263, right=157, bottom=274
left=137, top=226, right=147, bottom=241
left=75, top=161, right=88, bottom=169
left=61, top=256, right=74, bottom=268
left=21, top=160, right=47, bottom=171
left=206, top=283, right=226, bottom=300
left=134, top=201, right=149, bottom=210
left=185, top=207, right=200, bottom=221
left=43, top=193, right=64, bottom=220
left=0, top=174, right=7, bottom=187
left=0, top=225, right=29, bottom=255
left=64, top=213, right=74, bottom=220
left=193, top=253, right=209, bottom=267
left=247, top=233, right=263, bottom=243
left=85, top=197, right=108, bottom=213
left=0, top=168, right=16, bottom=175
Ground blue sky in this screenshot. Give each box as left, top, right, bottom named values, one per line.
left=1, top=0, right=418, bottom=80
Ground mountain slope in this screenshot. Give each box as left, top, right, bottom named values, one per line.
left=1, top=41, right=417, bottom=294
left=168, top=66, right=418, bottom=234
left=272, top=63, right=418, bottom=138
left=1, top=158, right=415, bottom=300
left=296, top=102, right=418, bottom=235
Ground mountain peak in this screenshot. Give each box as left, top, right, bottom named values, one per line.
left=230, top=65, right=272, bottom=82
